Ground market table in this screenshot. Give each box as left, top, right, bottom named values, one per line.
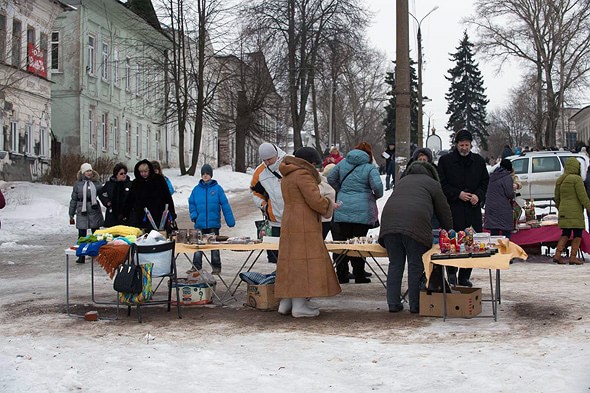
left=509, top=225, right=590, bottom=255
left=421, top=241, right=526, bottom=321
left=64, top=248, right=120, bottom=319
left=175, top=242, right=389, bottom=300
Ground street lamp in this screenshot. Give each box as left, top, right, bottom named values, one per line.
left=409, top=6, right=438, bottom=147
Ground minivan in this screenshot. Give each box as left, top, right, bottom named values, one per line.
left=499, top=151, right=589, bottom=201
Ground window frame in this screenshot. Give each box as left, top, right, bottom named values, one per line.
left=40, top=127, right=47, bottom=157
left=125, top=120, right=131, bottom=155
left=50, top=31, right=60, bottom=71
left=101, top=112, right=108, bottom=151
left=87, top=34, right=95, bottom=75
left=25, top=123, right=34, bottom=155
left=10, top=121, right=18, bottom=152
left=113, top=48, right=119, bottom=87
left=0, top=13, right=6, bottom=63
left=101, top=42, right=109, bottom=81
left=112, top=116, right=119, bottom=154
left=88, top=109, right=94, bottom=146
left=12, top=18, right=22, bottom=68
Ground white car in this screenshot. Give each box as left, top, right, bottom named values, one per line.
left=493, top=151, right=589, bottom=201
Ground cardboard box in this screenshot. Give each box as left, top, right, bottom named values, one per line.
left=172, top=282, right=215, bottom=305
left=246, top=284, right=280, bottom=310
left=419, top=287, right=482, bottom=318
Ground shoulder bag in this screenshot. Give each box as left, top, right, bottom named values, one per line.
left=113, top=245, right=143, bottom=294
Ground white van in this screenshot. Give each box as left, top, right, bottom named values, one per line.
left=499, top=151, right=589, bottom=200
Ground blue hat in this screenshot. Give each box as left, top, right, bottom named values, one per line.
left=201, top=164, right=213, bottom=177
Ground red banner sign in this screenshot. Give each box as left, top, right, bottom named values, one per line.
left=27, top=43, right=47, bottom=78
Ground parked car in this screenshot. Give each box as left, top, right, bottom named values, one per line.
left=490, top=151, right=589, bottom=201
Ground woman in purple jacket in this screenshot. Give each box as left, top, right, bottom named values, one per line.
left=484, top=159, right=516, bottom=239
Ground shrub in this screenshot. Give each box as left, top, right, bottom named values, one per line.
left=40, top=154, right=118, bottom=185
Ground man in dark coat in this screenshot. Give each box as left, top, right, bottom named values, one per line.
left=437, top=129, right=489, bottom=287
left=379, top=161, right=453, bottom=313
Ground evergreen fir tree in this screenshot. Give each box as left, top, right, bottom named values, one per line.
left=383, top=59, right=419, bottom=145
left=445, top=31, right=489, bottom=150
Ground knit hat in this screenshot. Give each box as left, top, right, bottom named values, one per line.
left=259, top=142, right=278, bottom=160
left=201, top=164, right=213, bottom=177
left=323, top=163, right=336, bottom=176
left=80, top=163, right=93, bottom=173
left=294, top=147, right=322, bottom=165
left=454, top=129, right=473, bottom=144
left=500, top=159, right=513, bottom=172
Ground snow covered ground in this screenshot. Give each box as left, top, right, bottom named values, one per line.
left=0, top=167, right=589, bottom=392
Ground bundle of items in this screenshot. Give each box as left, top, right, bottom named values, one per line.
left=432, top=227, right=497, bottom=259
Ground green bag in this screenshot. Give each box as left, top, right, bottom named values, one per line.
left=118, top=263, right=153, bottom=304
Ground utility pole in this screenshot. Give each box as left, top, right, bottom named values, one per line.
left=409, top=6, right=438, bottom=148
left=395, top=0, right=410, bottom=180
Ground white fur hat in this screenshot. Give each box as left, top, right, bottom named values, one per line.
left=80, top=163, right=93, bottom=173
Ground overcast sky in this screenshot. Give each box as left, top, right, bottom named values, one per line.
left=367, top=0, right=526, bottom=148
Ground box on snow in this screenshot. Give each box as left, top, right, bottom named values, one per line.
left=419, top=287, right=482, bottom=318
left=246, top=284, right=279, bottom=310
left=172, top=282, right=215, bottom=305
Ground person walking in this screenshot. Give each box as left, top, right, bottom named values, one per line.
left=250, top=142, right=286, bottom=263
left=123, top=159, right=176, bottom=233
left=553, top=157, right=590, bottom=265
left=275, top=147, right=340, bottom=317
left=69, top=163, right=104, bottom=263
left=188, top=164, right=235, bottom=274
left=383, top=143, right=396, bottom=190
left=99, top=163, right=132, bottom=228
left=437, top=129, right=489, bottom=287
left=484, top=159, right=516, bottom=239
left=379, top=161, right=453, bottom=313
left=328, top=141, right=384, bottom=284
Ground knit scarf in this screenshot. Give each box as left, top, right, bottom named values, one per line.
left=81, top=180, right=97, bottom=213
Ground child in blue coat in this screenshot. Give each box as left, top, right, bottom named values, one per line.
left=188, top=164, right=235, bottom=274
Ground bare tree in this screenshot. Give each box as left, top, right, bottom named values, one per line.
left=468, top=0, right=590, bottom=148
left=241, top=0, right=369, bottom=150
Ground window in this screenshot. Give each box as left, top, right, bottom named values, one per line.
left=125, top=120, right=131, bottom=154
left=113, top=49, right=119, bottom=86
left=26, top=123, right=33, bottom=154
left=40, top=127, right=47, bottom=157
left=88, top=110, right=94, bottom=146
left=40, top=32, right=48, bottom=72
left=0, top=14, right=6, bottom=63
left=12, top=19, right=22, bottom=67
left=101, top=42, right=109, bottom=80
left=135, top=124, right=141, bottom=157
left=125, top=57, right=131, bottom=91
left=87, top=35, right=95, bottom=74
left=532, top=157, right=560, bottom=173
left=51, top=31, right=60, bottom=70
left=112, top=117, right=118, bottom=153
left=135, top=63, right=141, bottom=95
left=146, top=127, right=151, bottom=157
left=26, top=26, right=34, bottom=68
left=155, top=129, right=160, bottom=160
left=10, top=121, right=18, bottom=152
left=512, top=158, right=528, bottom=175
left=101, top=112, right=108, bottom=150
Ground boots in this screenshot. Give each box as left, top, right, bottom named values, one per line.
left=553, top=236, right=569, bottom=264
left=569, top=237, right=584, bottom=265
left=278, top=298, right=292, bottom=315
left=291, top=298, right=320, bottom=318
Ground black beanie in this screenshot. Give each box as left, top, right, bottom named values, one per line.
left=500, top=159, right=513, bottom=172
left=294, top=147, right=322, bottom=165
left=454, top=129, right=473, bottom=144
left=201, top=164, right=213, bottom=177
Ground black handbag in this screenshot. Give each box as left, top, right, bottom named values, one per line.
left=113, top=246, right=142, bottom=294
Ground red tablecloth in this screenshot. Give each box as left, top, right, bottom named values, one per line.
left=510, top=225, right=590, bottom=253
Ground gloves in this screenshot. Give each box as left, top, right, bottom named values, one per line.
left=69, top=217, right=75, bottom=225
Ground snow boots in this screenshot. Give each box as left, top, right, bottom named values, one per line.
left=569, top=237, right=584, bottom=265
left=291, top=298, right=320, bottom=318
left=278, top=298, right=292, bottom=315
left=552, top=236, right=569, bottom=264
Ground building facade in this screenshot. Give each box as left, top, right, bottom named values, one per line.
left=571, top=105, right=590, bottom=147
left=0, top=0, right=68, bottom=181
left=51, top=0, right=170, bottom=170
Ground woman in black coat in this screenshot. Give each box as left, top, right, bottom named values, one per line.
left=99, top=163, right=132, bottom=228
left=123, top=160, right=176, bottom=232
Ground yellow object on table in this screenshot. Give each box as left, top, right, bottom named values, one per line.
left=95, top=225, right=143, bottom=237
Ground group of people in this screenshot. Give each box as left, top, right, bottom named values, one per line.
left=69, top=159, right=177, bottom=264
left=67, top=128, right=590, bottom=318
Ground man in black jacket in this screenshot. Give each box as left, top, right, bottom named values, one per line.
left=437, top=129, right=489, bottom=287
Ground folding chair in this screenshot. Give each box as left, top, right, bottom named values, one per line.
left=128, top=240, right=182, bottom=322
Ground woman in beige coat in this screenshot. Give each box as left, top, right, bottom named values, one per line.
left=276, top=147, right=340, bottom=317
